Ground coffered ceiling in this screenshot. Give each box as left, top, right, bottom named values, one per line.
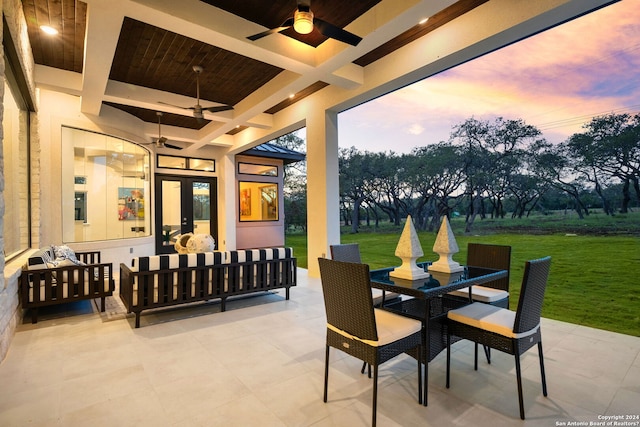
left=20, top=0, right=614, bottom=154
left=22, top=0, right=492, bottom=150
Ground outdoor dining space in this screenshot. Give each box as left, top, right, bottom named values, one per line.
left=0, top=263, right=638, bottom=426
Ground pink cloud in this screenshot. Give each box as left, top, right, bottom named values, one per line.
left=340, top=1, right=640, bottom=152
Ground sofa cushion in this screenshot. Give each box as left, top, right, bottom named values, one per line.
left=227, top=247, right=293, bottom=263
left=131, top=251, right=225, bottom=272
left=27, top=248, right=55, bottom=270
left=226, top=248, right=294, bottom=291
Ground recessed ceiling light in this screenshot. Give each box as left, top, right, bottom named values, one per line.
left=289, top=94, right=295, bottom=99
left=419, top=18, right=429, bottom=25
left=40, top=25, right=59, bottom=35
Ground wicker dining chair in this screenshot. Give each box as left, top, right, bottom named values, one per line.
left=330, top=243, right=402, bottom=307
left=445, top=256, right=551, bottom=420
left=330, top=243, right=402, bottom=376
left=329, top=243, right=363, bottom=263
left=447, top=243, right=512, bottom=366
left=318, top=258, right=424, bottom=427
left=448, top=243, right=512, bottom=308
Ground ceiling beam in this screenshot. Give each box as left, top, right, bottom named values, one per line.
left=80, top=0, right=126, bottom=115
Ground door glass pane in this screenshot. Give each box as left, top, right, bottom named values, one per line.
left=161, top=180, right=182, bottom=246
left=193, top=181, right=211, bottom=235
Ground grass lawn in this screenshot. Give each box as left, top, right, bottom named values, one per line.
left=285, top=212, right=640, bottom=337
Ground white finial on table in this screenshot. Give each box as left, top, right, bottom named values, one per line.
left=389, top=215, right=430, bottom=280
left=428, top=216, right=464, bottom=273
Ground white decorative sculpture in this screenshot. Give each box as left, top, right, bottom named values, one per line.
left=428, top=216, right=464, bottom=273
left=175, top=233, right=216, bottom=254
left=389, top=215, right=430, bottom=280
left=186, top=234, right=216, bottom=253
left=174, top=233, right=193, bottom=254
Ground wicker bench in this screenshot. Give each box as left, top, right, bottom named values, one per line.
left=119, top=247, right=297, bottom=328
left=20, top=250, right=115, bottom=323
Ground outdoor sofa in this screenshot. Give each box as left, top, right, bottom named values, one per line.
left=20, top=247, right=115, bottom=323
left=119, top=247, right=296, bottom=327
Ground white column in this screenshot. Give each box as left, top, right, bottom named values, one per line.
left=218, top=154, right=236, bottom=251
left=306, top=108, right=340, bottom=277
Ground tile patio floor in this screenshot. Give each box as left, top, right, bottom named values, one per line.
left=0, top=268, right=638, bottom=426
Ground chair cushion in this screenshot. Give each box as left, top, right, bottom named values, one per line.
left=449, top=286, right=509, bottom=303
left=371, top=288, right=401, bottom=306
left=447, top=302, right=539, bottom=338
left=328, top=308, right=421, bottom=347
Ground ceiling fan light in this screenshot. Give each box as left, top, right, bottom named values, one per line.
left=293, top=10, right=314, bottom=34
left=40, top=25, right=58, bottom=35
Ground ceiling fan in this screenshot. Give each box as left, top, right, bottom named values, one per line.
left=151, top=112, right=182, bottom=150
left=159, top=65, right=233, bottom=120
left=247, top=0, right=363, bottom=46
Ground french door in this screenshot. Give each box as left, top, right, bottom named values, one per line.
left=154, top=174, right=218, bottom=254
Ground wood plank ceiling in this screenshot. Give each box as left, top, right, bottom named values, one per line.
left=21, top=0, right=488, bottom=133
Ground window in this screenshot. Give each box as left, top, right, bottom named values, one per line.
left=190, top=158, right=215, bottom=172
left=61, top=127, right=151, bottom=242
left=239, top=181, right=279, bottom=221
left=157, top=155, right=186, bottom=169
left=157, top=154, right=214, bottom=171
left=238, top=162, right=278, bottom=176
left=2, top=69, right=30, bottom=258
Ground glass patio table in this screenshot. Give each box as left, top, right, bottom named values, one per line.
left=370, top=262, right=508, bottom=406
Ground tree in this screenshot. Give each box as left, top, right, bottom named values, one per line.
left=338, top=147, right=376, bottom=233
left=566, top=133, right=616, bottom=215
left=450, top=117, right=542, bottom=231
left=273, top=132, right=306, bottom=190
left=569, top=113, right=640, bottom=213
left=406, top=143, right=465, bottom=231
left=272, top=131, right=307, bottom=231
left=367, top=152, right=409, bottom=226
left=529, top=140, right=590, bottom=218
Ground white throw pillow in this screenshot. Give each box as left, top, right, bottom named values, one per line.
left=186, top=234, right=216, bottom=253
left=52, top=245, right=78, bottom=262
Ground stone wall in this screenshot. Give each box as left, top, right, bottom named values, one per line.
left=0, top=0, right=39, bottom=364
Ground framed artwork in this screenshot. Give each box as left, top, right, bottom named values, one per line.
left=240, top=188, right=251, bottom=216
left=118, top=187, right=144, bottom=220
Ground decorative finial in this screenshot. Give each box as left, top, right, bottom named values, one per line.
left=428, top=216, right=463, bottom=273
left=389, top=215, right=430, bottom=280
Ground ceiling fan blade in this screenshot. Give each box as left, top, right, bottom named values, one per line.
left=247, top=18, right=294, bottom=41
left=164, top=142, right=183, bottom=150
left=203, top=105, right=234, bottom=113
left=158, top=100, right=191, bottom=110
left=314, top=18, right=362, bottom=46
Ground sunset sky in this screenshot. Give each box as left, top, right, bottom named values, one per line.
left=337, top=0, right=640, bottom=154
